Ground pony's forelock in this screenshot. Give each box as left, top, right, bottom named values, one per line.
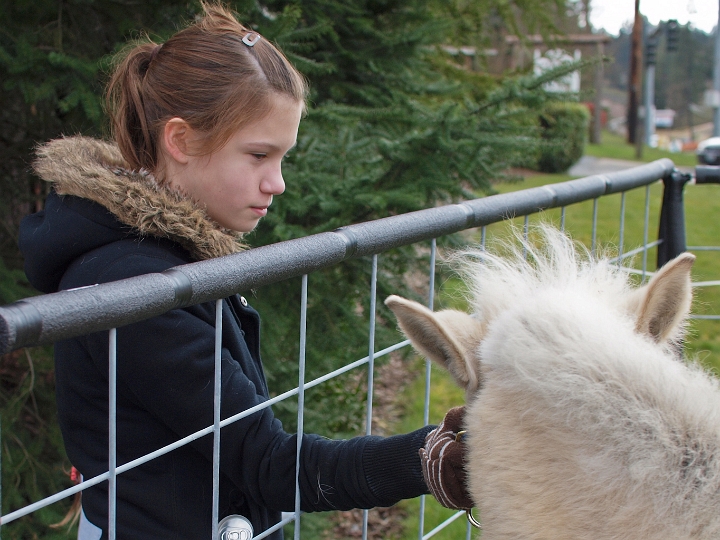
left=451, top=225, right=633, bottom=323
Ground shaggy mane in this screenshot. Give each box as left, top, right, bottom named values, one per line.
left=454, top=225, right=639, bottom=333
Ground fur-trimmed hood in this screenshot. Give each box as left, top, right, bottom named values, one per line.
left=32, top=136, right=244, bottom=261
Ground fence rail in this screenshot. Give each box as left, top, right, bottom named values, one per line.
left=0, top=159, right=676, bottom=355
left=2, top=157, right=716, bottom=540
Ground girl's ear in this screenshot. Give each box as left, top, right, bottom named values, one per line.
left=161, top=118, right=193, bottom=165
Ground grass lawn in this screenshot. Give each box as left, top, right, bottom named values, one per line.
left=394, top=134, right=720, bottom=539
left=585, top=130, right=698, bottom=167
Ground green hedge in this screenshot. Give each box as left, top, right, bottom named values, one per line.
left=537, top=102, right=590, bottom=173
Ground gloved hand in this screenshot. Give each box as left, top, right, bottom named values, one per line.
left=419, top=406, right=474, bottom=510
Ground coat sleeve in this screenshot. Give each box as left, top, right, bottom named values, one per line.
left=81, top=252, right=431, bottom=513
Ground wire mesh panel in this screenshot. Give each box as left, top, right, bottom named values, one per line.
left=3, top=159, right=714, bottom=539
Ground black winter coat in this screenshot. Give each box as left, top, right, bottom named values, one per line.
left=19, top=137, right=431, bottom=539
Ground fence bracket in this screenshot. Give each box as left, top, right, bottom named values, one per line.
left=657, top=169, right=691, bottom=268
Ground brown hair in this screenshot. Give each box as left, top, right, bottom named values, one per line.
left=106, top=2, right=308, bottom=173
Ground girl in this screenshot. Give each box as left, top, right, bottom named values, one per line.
left=19, top=3, right=469, bottom=538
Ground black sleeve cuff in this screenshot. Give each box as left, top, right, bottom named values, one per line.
left=361, top=425, right=435, bottom=507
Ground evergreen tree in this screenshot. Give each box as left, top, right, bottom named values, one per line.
left=246, top=0, right=583, bottom=435
left=0, top=1, right=583, bottom=535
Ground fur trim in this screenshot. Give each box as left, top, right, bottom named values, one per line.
left=33, top=136, right=244, bottom=260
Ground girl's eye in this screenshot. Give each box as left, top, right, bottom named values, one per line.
left=251, top=153, right=267, bottom=161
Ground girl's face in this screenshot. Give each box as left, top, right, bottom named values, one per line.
left=167, top=93, right=303, bottom=232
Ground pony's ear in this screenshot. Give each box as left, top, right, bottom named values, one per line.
left=385, top=295, right=483, bottom=394
left=630, top=252, right=695, bottom=342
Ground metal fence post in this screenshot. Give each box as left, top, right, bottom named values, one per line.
left=362, top=255, right=378, bottom=540
left=294, top=275, right=309, bottom=540
left=108, top=328, right=117, bottom=540
left=657, top=169, right=691, bottom=268
left=1, top=415, right=2, bottom=540
left=212, top=299, right=223, bottom=540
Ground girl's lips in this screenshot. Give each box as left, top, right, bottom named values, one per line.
left=250, top=206, right=268, bottom=217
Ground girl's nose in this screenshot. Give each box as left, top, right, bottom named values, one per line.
left=261, top=167, right=285, bottom=195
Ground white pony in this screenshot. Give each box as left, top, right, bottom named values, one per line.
left=386, top=227, right=720, bottom=540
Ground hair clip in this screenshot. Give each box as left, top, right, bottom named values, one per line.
left=242, top=33, right=261, bottom=47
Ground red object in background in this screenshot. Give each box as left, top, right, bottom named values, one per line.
left=583, top=102, right=608, bottom=128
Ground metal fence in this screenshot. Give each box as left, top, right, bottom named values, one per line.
left=0, top=158, right=716, bottom=539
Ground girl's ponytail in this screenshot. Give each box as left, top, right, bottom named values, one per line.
left=106, top=41, right=162, bottom=172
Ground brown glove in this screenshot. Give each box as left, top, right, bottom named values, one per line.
left=419, top=406, right=474, bottom=510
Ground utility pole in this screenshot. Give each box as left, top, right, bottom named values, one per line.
left=627, top=0, right=643, bottom=148
left=644, top=20, right=678, bottom=147
left=592, top=38, right=604, bottom=144
left=644, top=29, right=657, bottom=147
left=714, top=1, right=720, bottom=136
left=588, top=0, right=604, bottom=145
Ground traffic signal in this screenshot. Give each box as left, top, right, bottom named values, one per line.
left=645, top=38, right=657, bottom=65
left=666, top=19, right=679, bottom=52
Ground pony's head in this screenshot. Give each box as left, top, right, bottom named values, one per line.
left=386, top=226, right=695, bottom=400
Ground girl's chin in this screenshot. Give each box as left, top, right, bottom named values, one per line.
left=216, top=212, right=264, bottom=233
left=229, top=221, right=260, bottom=233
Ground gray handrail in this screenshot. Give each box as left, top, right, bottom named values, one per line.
left=0, top=159, right=675, bottom=354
